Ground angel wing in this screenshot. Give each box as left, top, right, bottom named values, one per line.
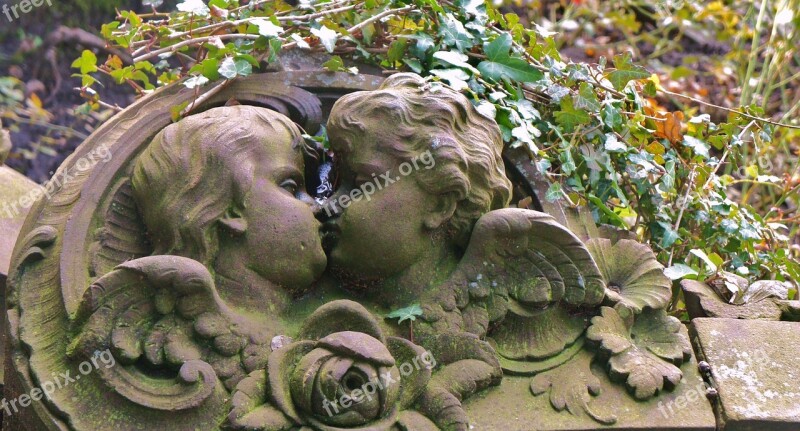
left=421, top=208, right=606, bottom=373
left=67, top=255, right=273, bottom=410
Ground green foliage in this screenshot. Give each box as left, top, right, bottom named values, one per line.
left=386, top=304, right=423, bottom=324
left=75, top=0, right=800, bottom=308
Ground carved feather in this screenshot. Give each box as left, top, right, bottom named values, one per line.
left=68, top=255, right=273, bottom=410
left=424, top=208, right=606, bottom=366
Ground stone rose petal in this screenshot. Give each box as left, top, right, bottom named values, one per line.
left=386, top=337, right=432, bottom=409
left=305, top=406, right=400, bottom=431
left=290, top=347, right=335, bottom=415
left=299, top=300, right=386, bottom=343
left=317, top=331, right=396, bottom=366
left=315, top=356, right=356, bottom=411
left=267, top=340, right=316, bottom=424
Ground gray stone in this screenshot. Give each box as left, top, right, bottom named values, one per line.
left=692, top=318, right=800, bottom=430
left=0, top=166, right=37, bottom=279
left=464, top=325, right=717, bottom=430
left=1, top=146, right=37, bottom=419
left=682, top=280, right=785, bottom=320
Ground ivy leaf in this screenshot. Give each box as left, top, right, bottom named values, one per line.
left=251, top=18, right=283, bottom=38
left=545, top=182, right=562, bottom=202
left=439, top=13, right=474, bottom=51
left=574, top=82, right=601, bottom=111
left=603, top=134, right=627, bottom=152
left=218, top=57, right=252, bottom=79
left=607, top=53, right=649, bottom=91
left=477, top=34, right=542, bottom=82
left=386, top=304, right=423, bottom=324
left=433, top=51, right=479, bottom=74
left=554, top=97, right=591, bottom=132
left=322, top=55, right=358, bottom=74
left=410, top=33, right=435, bottom=58
left=430, top=68, right=470, bottom=91
left=176, top=0, right=210, bottom=16
left=602, top=104, right=623, bottom=130
left=71, top=50, right=98, bottom=75
left=664, top=264, right=698, bottom=280
left=289, top=34, right=310, bottom=50
left=477, top=57, right=543, bottom=83
left=311, top=26, right=339, bottom=53
left=484, top=33, right=512, bottom=61
left=683, top=135, right=710, bottom=159
left=456, top=0, right=487, bottom=22
left=387, top=39, right=408, bottom=63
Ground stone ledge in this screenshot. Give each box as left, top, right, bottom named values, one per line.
left=464, top=325, right=716, bottom=430
left=691, top=318, right=800, bottom=431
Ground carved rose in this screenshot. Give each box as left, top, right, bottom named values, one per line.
left=289, top=331, right=401, bottom=427
left=226, top=300, right=439, bottom=431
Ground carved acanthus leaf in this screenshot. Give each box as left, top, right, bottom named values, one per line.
left=586, top=306, right=690, bottom=400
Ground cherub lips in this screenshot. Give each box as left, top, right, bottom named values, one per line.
left=320, top=220, right=341, bottom=251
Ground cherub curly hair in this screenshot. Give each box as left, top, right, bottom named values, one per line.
left=327, top=73, right=513, bottom=245
left=132, top=105, right=303, bottom=266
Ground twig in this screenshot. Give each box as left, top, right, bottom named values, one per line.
left=132, top=3, right=359, bottom=48
left=764, top=183, right=800, bottom=220
left=347, top=5, right=413, bottom=34
left=181, top=79, right=231, bottom=116
left=133, top=34, right=260, bottom=63
left=669, top=166, right=697, bottom=267
left=661, top=89, right=800, bottom=130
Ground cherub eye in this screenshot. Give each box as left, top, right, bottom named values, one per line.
left=280, top=179, right=299, bottom=195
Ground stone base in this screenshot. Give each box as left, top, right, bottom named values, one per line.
left=692, top=318, right=800, bottom=431
left=464, top=326, right=716, bottom=430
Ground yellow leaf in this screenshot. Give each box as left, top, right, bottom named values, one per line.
left=106, top=55, right=123, bottom=70
left=648, top=74, right=663, bottom=91
left=28, top=93, right=42, bottom=109
left=646, top=141, right=666, bottom=155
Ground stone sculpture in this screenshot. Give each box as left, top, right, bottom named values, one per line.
left=4, top=70, right=712, bottom=430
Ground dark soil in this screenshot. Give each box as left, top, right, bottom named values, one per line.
left=0, top=1, right=168, bottom=183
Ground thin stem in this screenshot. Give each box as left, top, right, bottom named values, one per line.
left=661, top=89, right=800, bottom=130
left=133, top=34, right=260, bottom=63
left=347, top=5, right=413, bottom=34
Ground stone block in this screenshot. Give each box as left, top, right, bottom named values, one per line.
left=682, top=280, right=785, bottom=320
left=692, top=318, right=800, bottom=430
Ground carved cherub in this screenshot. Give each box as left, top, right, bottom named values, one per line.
left=69, top=106, right=328, bottom=398
left=323, top=74, right=606, bottom=372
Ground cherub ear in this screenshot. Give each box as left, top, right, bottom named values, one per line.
left=218, top=207, right=248, bottom=235
left=424, top=192, right=458, bottom=230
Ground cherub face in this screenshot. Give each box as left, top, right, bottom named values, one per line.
left=323, top=126, right=440, bottom=280
left=235, top=127, right=327, bottom=289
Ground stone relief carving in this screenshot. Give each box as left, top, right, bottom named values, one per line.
left=6, top=71, right=695, bottom=430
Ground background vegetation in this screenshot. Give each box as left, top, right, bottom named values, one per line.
left=2, top=0, right=798, bottom=315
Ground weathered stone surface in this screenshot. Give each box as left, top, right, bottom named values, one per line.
left=4, top=71, right=719, bottom=430
left=0, top=166, right=37, bottom=280
left=692, top=318, right=800, bottom=430
left=464, top=325, right=716, bottom=430
left=682, top=280, right=785, bottom=320
left=0, top=164, right=37, bottom=392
